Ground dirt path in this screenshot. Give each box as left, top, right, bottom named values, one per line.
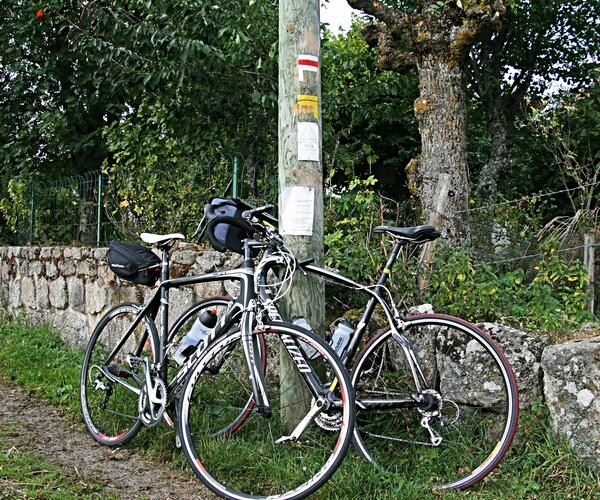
left=0, top=378, right=216, bottom=499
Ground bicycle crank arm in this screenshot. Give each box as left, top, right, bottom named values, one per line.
left=99, top=366, right=141, bottom=396
left=276, top=397, right=326, bottom=444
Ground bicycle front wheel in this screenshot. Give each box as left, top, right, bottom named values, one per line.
left=178, top=321, right=355, bottom=499
left=352, top=314, right=518, bottom=490
left=80, top=303, right=159, bottom=447
left=168, top=296, right=266, bottom=437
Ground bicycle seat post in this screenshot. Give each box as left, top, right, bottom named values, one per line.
left=376, top=238, right=405, bottom=288
left=159, top=246, right=171, bottom=282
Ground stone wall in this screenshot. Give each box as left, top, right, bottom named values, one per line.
left=0, top=244, right=240, bottom=348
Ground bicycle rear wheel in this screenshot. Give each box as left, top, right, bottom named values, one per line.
left=178, top=321, right=355, bottom=499
left=80, top=303, right=159, bottom=447
left=352, top=314, right=518, bottom=490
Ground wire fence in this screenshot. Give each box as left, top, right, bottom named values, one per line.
left=2, top=162, right=598, bottom=311
left=3, top=154, right=278, bottom=247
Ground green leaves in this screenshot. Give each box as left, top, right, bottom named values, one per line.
left=427, top=243, right=592, bottom=333
left=321, top=22, right=419, bottom=187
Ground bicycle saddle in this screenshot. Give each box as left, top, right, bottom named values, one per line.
left=140, top=232, right=185, bottom=245
left=373, top=225, right=440, bottom=243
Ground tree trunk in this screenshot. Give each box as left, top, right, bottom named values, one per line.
left=408, top=53, right=469, bottom=245
left=477, top=94, right=510, bottom=201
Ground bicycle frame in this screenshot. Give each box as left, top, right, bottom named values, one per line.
left=101, top=241, right=334, bottom=417
left=257, top=238, right=431, bottom=404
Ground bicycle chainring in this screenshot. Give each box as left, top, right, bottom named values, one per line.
left=138, top=377, right=167, bottom=427
left=312, top=398, right=342, bottom=431
left=315, top=412, right=343, bottom=431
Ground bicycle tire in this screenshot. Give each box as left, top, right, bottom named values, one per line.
left=351, top=313, right=518, bottom=490
left=80, top=303, right=159, bottom=448
left=168, top=296, right=267, bottom=437
left=178, top=320, right=355, bottom=499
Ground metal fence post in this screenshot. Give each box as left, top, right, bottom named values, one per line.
left=232, top=155, right=239, bottom=198
left=96, top=173, right=103, bottom=247
left=29, top=186, right=36, bottom=244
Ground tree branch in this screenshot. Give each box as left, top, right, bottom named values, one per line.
left=347, top=0, right=404, bottom=27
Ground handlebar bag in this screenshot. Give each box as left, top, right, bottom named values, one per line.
left=203, top=198, right=256, bottom=255
left=107, top=240, right=161, bottom=286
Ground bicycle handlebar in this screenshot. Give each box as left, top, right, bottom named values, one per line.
left=242, top=204, right=274, bottom=221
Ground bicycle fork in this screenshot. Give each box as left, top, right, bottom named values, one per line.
left=240, top=307, right=272, bottom=416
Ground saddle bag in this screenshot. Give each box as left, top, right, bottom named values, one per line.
left=107, top=240, right=161, bottom=286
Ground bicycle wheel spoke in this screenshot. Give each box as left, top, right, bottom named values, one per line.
left=179, top=323, right=355, bottom=499
left=81, top=304, right=157, bottom=447
left=352, top=315, right=518, bottom=490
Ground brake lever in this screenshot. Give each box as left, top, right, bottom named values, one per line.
left=242, top=204, right=274, bottom=220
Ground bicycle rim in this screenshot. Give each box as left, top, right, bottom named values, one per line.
left=352, top=314, right=518, bottom=490
left=80, top=303, right=158, bottom=447
left=179, top=322, right=355, bottom=499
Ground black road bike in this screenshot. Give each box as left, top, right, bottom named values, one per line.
left=80, top=231, right=355, bottom=500
left=191, top=202, right=519, bottom=491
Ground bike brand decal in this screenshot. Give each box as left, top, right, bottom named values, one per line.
left=281, top=334, right=311, bottom=373
left=297, top=54, right=319, bottom=82
left=264, top=302, right=281, bottom=321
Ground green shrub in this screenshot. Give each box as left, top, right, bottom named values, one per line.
left=427, top=242, right=591, bottom=332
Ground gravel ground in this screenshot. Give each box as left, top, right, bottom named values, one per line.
left=0, top=378, right=216, bottom=499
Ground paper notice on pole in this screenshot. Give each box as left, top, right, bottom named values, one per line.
left=297, top=122, right=320, bottom=162
left=281, top=186, right=315, bottom=236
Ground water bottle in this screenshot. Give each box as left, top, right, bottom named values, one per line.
left=330, top=320, right=353, bottom=357
left=292, top=316, right=320, bottom=360
left=173, top=309, right=218, bottom=365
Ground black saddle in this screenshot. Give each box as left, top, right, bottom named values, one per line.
left=373, top=224, right=441, bottom=243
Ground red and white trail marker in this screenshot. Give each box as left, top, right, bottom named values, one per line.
left=297, top=55, right=319, bottom=82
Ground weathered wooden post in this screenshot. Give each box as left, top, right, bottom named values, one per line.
left=278, top=0, right=324, bottom=427
left=583, top=233, right=595, bottom=314
left=419, top=173, right=450, bottom=298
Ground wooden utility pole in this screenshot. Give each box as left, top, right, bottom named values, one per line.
left=278, top=0, right=323, bottom=428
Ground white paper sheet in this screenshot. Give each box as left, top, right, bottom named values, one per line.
left=297, top=122, right=320, bottom=162
left=281, top=186, right=315, bottom=236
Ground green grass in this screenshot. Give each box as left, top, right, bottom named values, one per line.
left=0, top=424, right=114, bottom=499
left=0, top=320, right=598, bottom=499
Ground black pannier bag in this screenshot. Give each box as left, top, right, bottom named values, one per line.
left=203, top=198, right=256, bottom=255
left=107, top=241, right=161, bottom=286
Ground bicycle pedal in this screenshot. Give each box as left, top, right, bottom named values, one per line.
left=175, top=433, right=182, bottom=449
left=126, top=354, right=144, bottom=367
left=163, top=411, right=175, bottom=428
